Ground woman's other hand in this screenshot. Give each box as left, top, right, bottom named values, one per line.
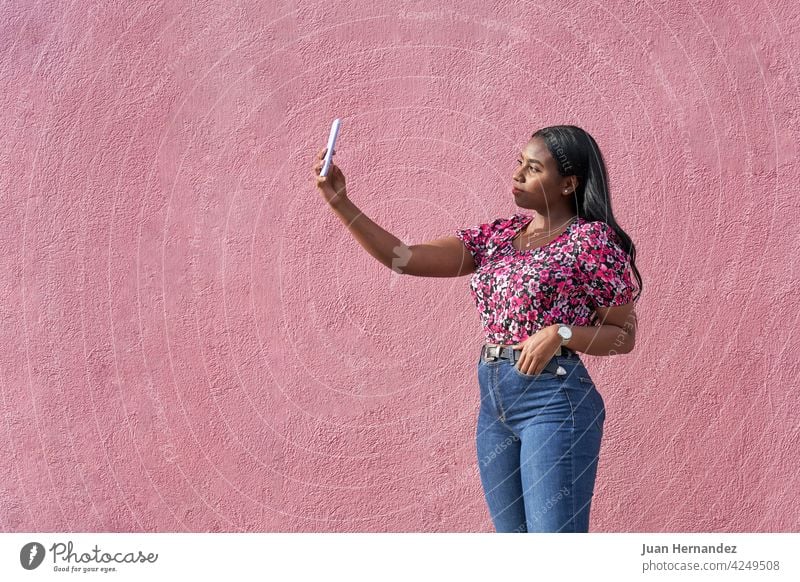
left=511, top=325, right=562, bottom=375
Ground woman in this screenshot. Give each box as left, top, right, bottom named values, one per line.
left=312, top=125, right=643, bottom=533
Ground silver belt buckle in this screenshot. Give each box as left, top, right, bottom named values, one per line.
left=484, top=344, right=500, bottom=362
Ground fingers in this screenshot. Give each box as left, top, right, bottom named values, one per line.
left=313, top=161, right=336, bottom=176
left=516, top=351, right=527, bottom=373
left=517, top=363, right=540, bottom=375
left=312, top=158, right=340, bottom=176
left=516, top=352, right=541, bottom=375
left=312, top=148, right=341, bottom=189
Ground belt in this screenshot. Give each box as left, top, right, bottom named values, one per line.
left=480, top=343, right=576, bottom=376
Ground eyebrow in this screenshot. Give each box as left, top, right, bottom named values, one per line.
left=518, top=154, right=543, bottom=165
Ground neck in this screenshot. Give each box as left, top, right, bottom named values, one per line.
left=527, top=211, right=577, bottom=233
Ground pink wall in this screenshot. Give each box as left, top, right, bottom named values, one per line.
left=1, top=0, right=798, bottom=532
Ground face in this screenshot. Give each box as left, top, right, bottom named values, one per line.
left=512, top=137, right=575, bottom=214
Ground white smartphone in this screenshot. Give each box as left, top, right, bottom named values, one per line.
left=320, top=118, right=341, bottom=177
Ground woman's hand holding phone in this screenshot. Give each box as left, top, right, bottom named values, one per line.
left=313, top=147, right=348, bottom=206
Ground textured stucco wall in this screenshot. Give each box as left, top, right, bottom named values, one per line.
left=1, top=0, right=799, bottom=532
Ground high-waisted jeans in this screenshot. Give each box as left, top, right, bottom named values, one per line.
left=476, top=349, right=605, bottom=533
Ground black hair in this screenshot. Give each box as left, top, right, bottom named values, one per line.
left=531, top=125, right=643, bottom=303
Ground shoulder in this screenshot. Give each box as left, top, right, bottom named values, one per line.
left=489, top=213, right=527, bottom=231
left=457, top=213, right=525, bottom=239
left=574, top=219, right=624, bottom=250
left=574, top=218, right=615, bottom=238
left=572, top=219, right=632, bottom=272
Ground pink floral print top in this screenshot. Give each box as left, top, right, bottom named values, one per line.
left=455, top=213, right=638, bottom=344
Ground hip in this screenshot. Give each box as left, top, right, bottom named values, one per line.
left=477, top=345, right=605, bottom=430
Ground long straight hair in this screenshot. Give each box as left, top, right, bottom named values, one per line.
left=532, top=125, right=643, bottom=303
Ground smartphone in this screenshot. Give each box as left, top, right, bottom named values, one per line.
left=320, top=118, right=341, bottom=177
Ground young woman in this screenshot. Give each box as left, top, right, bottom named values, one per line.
left=312, top=125, right=643, bottom=533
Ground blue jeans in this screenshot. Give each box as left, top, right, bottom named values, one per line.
left=476, top=349, right=605, bottom=532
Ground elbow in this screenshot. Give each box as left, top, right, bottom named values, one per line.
left=620, top=337, right=635, bottom=355
left=610, top=331, right=635, bottom=355
left=609, top=344, right=633, bottom=356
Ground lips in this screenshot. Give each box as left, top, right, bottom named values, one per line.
left=512, top=187, right=525, bottom=195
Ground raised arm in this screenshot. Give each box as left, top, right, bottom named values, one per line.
left=313, top=148, right=475, bottom=277
left=329, top=197, right=475, bottom=277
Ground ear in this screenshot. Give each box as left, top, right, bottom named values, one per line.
left=566, top=175, right=578, bottom=193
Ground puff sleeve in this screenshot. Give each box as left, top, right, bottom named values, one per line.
left=454, top=216, right=510, bottom=270
left=577, top=221, right=638, bottom=309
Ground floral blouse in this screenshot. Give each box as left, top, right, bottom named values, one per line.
left=455, top=213, right=638, bottom=344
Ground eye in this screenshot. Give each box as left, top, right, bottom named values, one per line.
left=517, top=159, right=539, bottom=173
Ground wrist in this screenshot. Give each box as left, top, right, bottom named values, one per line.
left=328, top=193, right=355, bottom=219
left=554, top=323, right=572, bottom=346
left=328, top=191, right=350, bottom=209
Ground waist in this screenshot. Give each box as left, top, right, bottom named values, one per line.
left=481, top=343, right=578, bottom=364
